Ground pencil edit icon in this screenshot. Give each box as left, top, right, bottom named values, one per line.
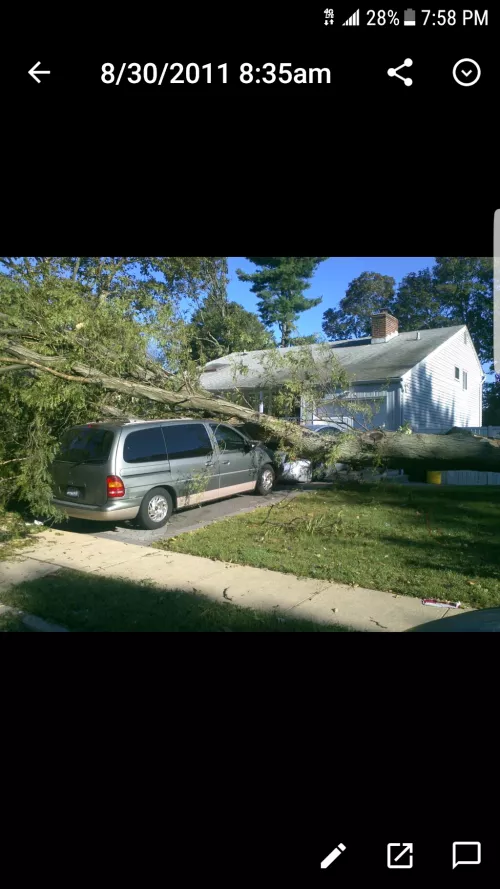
left=404, top=9, right=416, bottom=25
left=321, top=842, right=346, bottom=868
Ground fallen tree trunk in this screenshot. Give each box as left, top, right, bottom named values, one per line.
left=237, top=422, right=500, bottom=472
left=307, top=427, right=500, bottom=473
left=2, top=338, right=500, bottom=472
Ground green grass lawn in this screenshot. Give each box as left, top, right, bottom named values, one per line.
left=156, top=484, right=500, bottom=609
left=0, top=569, right=350, bottom=632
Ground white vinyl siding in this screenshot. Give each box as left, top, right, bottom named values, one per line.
left=402, top=328, right=482, bottom=432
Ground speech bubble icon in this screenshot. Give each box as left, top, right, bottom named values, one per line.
left=452, top=842, right=481, bottom=869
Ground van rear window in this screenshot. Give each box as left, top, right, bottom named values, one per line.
left=55, top=427, right=114, bottom=463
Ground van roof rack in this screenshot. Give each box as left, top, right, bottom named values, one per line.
left=92, top=416, right=195, bottom=423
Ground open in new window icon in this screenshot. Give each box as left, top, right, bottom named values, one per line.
left=387, top=843, right=413, bottom=868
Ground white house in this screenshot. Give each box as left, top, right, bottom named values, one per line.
left=200, top=312, right=483, bottom=433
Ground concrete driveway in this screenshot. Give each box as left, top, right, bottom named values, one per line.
left=51, top=486, right=301, bottom=547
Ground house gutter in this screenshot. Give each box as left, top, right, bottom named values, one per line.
left=349, top=376, right=405, bottom=385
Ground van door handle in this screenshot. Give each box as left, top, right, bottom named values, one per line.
left=222, top=460, right=231, bottom=465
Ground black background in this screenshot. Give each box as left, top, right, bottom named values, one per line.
left=3, top=3, right=495, bottom=256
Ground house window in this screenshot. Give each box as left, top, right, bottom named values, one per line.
left=463, top=371, right=468, bottom=391
left=454, top=367, right=460, bottom=381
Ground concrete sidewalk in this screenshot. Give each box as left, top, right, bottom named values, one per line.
left=0, top=528, right=469, bottom=632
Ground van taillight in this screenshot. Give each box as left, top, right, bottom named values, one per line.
left=107, top=476, right=125, bottom=498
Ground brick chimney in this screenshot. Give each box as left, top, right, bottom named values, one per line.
left=371, top=312, right=399, bottom=344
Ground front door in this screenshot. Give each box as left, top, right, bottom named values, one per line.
left=208, top=423, right=256, bottom=496
left=162, top=422, right=219, bottom=508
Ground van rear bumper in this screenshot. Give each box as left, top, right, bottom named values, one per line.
left=52, top=498, right=139, bottom=522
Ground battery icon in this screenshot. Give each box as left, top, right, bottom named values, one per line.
left=404, top=8, right=416, bottom=25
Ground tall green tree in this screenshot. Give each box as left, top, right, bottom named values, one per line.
left=322, top=259, right=493, bottom=369
left=390, top=257, right=493, bottom=366
left=184, top=257, right=274, bottom=363
left=187, top=298, right=274, bottom=362
left=322, top=271, right=396, bottom=340
left=236, top=257, right=327, bottom=347
left=483, top=378, right=500, bottom=425
left=288, top=334, right=322, bottom=345
left=431, top=257, right=493, bottom=366
left=389, top=269, right=448, bottom=332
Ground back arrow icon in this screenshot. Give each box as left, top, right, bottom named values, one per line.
left=29, top=62, right=51, bottom=83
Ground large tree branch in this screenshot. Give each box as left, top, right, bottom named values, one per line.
left=2, top=342, right=65, bottom=365
left=0, top=361, right=32, bottom=374
left=2, top=336, right=500, bottom=472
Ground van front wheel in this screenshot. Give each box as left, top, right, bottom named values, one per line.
left=255, top=464, right=275, bottom=496
left=138, top=488, right=173, bottom=530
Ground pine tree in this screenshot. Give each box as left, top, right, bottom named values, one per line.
left=236, top=257, right=327, bottom=347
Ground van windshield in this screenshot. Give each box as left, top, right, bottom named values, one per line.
left=55, top=427, right=114, bottom=463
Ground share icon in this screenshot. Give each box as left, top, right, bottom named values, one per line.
left=387, top=58, right=413, bottom=86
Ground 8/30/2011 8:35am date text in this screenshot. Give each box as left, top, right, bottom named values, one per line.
left=101, top=62, right=332, bottom=85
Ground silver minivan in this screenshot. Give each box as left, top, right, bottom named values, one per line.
left=50, top=418, right=277, bottom=529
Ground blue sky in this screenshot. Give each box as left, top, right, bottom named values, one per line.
left=226, top=257, right=435, bottom=339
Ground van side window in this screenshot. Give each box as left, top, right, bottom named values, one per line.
left=123, top=428, right=168, bottom=463
left=210, top=424, right=248, bottom=452
left=163, top=424, right=213, bottom=459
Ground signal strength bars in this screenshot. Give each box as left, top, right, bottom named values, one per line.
left=342, top=8, right=360, bottom=25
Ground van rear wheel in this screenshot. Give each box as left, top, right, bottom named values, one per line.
left=138, top=488, right=173, bottom=530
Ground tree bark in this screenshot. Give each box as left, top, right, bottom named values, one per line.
left=2, top=338, right=500, bottom=471
left=308, top=428, right=500, bottom=473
